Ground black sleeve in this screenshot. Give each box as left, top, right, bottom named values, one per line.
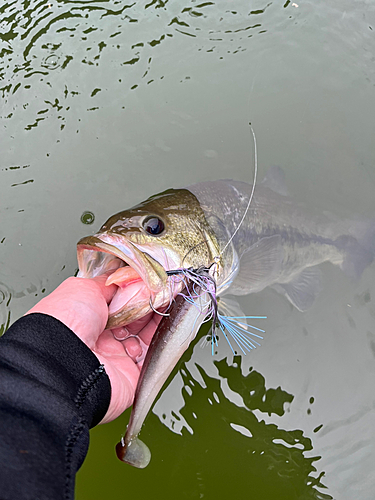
left=0, top=313, right=112, bottom=500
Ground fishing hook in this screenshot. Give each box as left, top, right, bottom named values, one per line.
left=149, top=297, right=170, bottom=317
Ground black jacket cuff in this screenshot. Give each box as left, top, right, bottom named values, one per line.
left=0, top=313, right=112, bottom=500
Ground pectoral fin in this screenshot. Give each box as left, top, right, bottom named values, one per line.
left=227, top=235, right=284, bottom=295
left=273, top=267, right=323, bottom=311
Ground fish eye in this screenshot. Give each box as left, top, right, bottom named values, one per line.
left=142, top=216, right=165, bottom=236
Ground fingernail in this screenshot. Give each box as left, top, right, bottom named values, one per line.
left=112, top=326, right=131, bottom=341
left=124, top=337, right=142, bottom=360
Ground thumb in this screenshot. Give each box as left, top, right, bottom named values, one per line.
left=91, top=274, right=117, bottom=304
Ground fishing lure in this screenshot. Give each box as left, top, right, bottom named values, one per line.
left=166, top=265, right=266, bottom=355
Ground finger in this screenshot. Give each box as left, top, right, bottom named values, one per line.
left=95, top=329, right=126, bottom=355
left=111, top=326, right=132, bottom=341
left=91, top=274, right=117, bottom=304
left=125, top=311, right=154, bottom=335
left=122, top=336, right=142, bottom=362
left=132, top=336, right=148, bottom=369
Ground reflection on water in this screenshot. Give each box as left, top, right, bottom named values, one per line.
left=174, top=356, right=332, bottom=499
left=1, top=0, right=375, bottom=499
left=1, top=0, right=285, bottom=135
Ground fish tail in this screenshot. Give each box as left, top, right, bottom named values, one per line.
left=116, top=437, right=151, bottom=469
left=339, top=221, right=375, bottom=279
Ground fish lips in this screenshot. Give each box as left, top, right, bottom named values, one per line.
left=77, top=233, right=169, bottom=328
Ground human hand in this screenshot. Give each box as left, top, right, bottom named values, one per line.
left=26, top=276, right=162, bottom=423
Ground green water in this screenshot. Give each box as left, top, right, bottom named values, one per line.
left=1, top=1, right=375, bottom=498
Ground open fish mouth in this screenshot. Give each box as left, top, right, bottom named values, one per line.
left=77, top=234, right=178, bottom=328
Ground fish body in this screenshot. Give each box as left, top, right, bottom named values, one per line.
left=188, top=173, right=374, bottom=310
left=78, top=167, right=374, bottom=317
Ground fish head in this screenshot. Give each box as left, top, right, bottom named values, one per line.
left=77, top=188, right=223, bottom=328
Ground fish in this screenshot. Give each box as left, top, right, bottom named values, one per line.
left=115, top=277, right=211, bottom=468
left=76, top=167, right=374, bottom=466
left=77, top=167, right=375, bottom=317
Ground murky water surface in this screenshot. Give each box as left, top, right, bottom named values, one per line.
left=1, top=1, right=375, bottom=499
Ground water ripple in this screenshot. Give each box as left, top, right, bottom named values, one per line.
left=1, top=0, right=297, bottom=133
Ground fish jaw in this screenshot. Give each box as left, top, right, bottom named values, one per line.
left=77, top=234, right=167, bottom=291
left=77, top=234, right=183, bottom=328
